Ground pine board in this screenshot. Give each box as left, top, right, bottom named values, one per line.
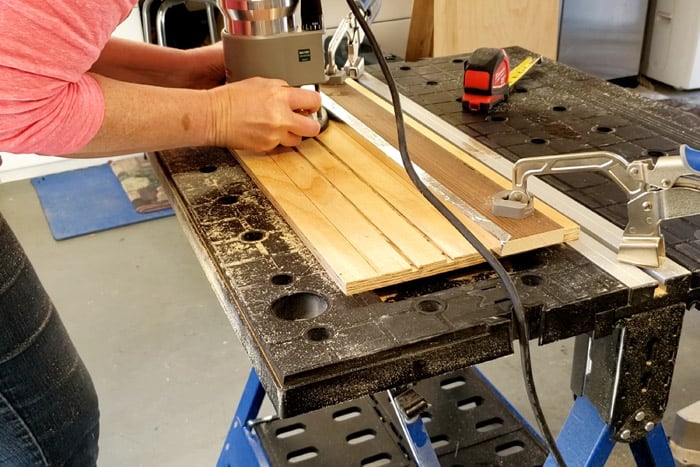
left=232, top=81, right=578, bottom=294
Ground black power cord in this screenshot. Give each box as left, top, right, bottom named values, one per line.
left=343, top=1, right=567, bottom=465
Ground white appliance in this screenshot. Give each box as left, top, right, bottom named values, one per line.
left=558, top=0, right=650, bottom=81
left=642, top=0, right=700, bottom=90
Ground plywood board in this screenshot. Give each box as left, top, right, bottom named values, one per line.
left=405, top=0, right=434, bottom=61
left=233, top=81, right=577, bottom=294
left=407, top=0, right=560, bottom=60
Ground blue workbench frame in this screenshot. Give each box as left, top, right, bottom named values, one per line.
left=216, top=368, right=271, bottom=467
left=544, top=395, right=674, bottom=466
left=217, top=369, right=675, bottom=466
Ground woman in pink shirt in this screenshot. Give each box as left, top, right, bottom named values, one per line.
left=0, top=0, right=321, bottom=464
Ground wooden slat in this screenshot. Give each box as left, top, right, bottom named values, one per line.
left=302, top=136, right=449, bottom=268
left=315, top=125, right=475, bottom=260
left=233, top=82, right=578, bottom=294
left=270, top=145, right=411, bottom=275
left=239, top=148, right=379, bottom=288
left=322, top=80, right=578, bottom=254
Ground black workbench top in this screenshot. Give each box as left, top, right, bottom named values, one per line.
left=367, top=46, right=700, bottom=293
left=151, top=48, right=698, bottom=417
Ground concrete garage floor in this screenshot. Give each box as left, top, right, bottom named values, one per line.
left=1, top=84, right=700, bottom=466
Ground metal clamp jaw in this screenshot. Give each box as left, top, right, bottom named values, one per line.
left=492, top=145, right=700, bottom=268
left=324, top=0, right=381, bottom=84
left=325, top=12, right=365, bottom=84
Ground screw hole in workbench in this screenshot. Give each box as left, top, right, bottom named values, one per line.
left=240, top=229, right=266, bottom=242
left=218, top=195, right=239, bottom=205
left=521, top=274, right=544, bottom=286
left=552, top=105, right=567, bottom=112
left=452, top=58, right=465, bottom=63
left=306, top=326, right=333, bottom=342
left=426, top=80, right=438, bottom=86
left=270, top=273, right=294, bottom=286
left=271, top=292, right=329, bottom=321
left=199, top=165, right=217, bottom=173
left=400, top=65, right=411, bottom=71
left=595, top=125, right=615, bottom=133
left=415, top=299, right=445, bottom=313
left=530, top=138, right=549, bottom=145
left=488, top=114, right=508, bottom=122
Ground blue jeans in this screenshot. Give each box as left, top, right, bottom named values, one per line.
left=0, top=213, right=99, bottom=466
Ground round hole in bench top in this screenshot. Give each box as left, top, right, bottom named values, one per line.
left=415, top=299, right=445, bottom=313
left=306, top=326, right=333, bottom=342
left=271, top=273, right=294, bottom=286
left=240, top=229, right=265, bottom=242
left=530, top=138, right=549, bottom=145
left=595, top=125, right=615, bottom=133
left=521, top=274, right=544, bottom=286
left=199, top=165, right=217, bottom=173
left=218, top=195, right=239, bottom=205
left=553, top=105, right=567, bottom=112
left=272, top=292, right=329, bottom=321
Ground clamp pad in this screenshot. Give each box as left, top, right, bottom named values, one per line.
left=492, top=190, right=534, bottom=219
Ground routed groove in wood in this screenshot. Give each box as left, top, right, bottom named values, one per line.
left=233, top=82, right=578, bottom=294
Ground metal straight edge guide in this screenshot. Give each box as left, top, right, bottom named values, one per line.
left=356, top=73, right=691, bottom=291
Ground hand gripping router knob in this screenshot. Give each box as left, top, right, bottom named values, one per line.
left=217, top=0, right=329, bottom=130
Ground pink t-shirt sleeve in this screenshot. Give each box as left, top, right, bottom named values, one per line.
left=0, top=0, right=135, bottom=155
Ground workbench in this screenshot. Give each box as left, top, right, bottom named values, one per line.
left=149, top=47, right=700, bottom=465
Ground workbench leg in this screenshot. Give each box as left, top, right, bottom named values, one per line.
left=544, top=396, right=615, bottom=466
left=629, top=424, right=674, bottom=466
left=217, top=368, right=270, bottom=467
left=545, top=396, right=674, bottom=466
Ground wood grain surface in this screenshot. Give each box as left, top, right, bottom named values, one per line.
left=233, top=81, right=577, bottom=294
left=406, top=0, right=560, bottom=60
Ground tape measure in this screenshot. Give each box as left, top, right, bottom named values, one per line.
left=508, top=55, right=540, bottom=87
left=461, top=48, right=541, bottom=113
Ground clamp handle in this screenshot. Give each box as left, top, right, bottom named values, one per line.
left=681, top=145, right=700, bottom=174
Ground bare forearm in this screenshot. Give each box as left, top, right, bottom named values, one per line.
left=89, top=38, right=224, bottom=89
left=67, top=74, right=213, bottom=157
left=67, top=72, right=321, bottom=158
left=90, top=38, right=188, bottom=86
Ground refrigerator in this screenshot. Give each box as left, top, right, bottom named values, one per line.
left=557, top=0, right=650, bottom=81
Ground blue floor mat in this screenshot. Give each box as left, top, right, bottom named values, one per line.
left=31, top=163, right=173, bottom=240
